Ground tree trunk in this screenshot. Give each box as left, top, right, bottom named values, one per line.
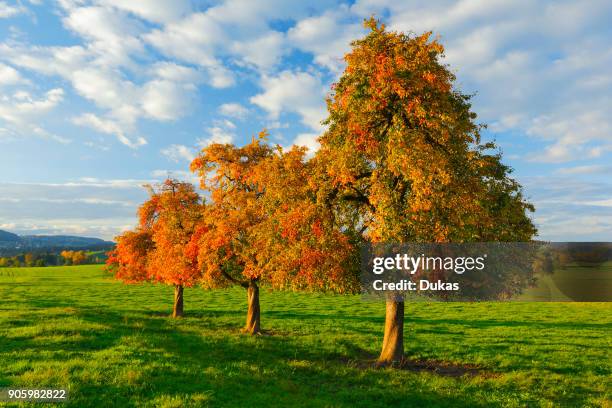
left=378, top=299, right=404, bottom=365
left=173, top=284, right=184, bottom=318
left=244, top=280, right=261, bottom=334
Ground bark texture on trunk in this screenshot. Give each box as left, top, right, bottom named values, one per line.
left=173, top=284, right=184, bottom=318
left=378, top=299, right=404, bottom=365
left=244, top=280, right=261, bottom=334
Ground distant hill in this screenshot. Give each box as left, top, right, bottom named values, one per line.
left=0, top=229, right=114, bottom=256
left=0, top=230, right=20, bottom=242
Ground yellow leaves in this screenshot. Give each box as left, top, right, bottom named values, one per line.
left=317, top=20, right=536, bottom=246
left=422, top=71, right=436, bottom=84
left=259, top=129, right=269, bottom=140
left=363, top=16, right=384, bottom=32
left=61, top=250, right=88, bottom=265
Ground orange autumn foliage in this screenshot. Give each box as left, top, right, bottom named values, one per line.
left=60, top=250, right=88, bottom=265
left=316, top=18, right=538, bottom=364
left=105, top=230, right=154, bottom=283
left=318, top=18, right=536, bottom=244
left=141, top=180, right=203, bottom=287
left=106, top=179, right=203, bottom=287
left=189, top=133, right=274, bottom=288
left=248, top=145, right=359, bottom=293
left=189, top=132, right=358, bottom=294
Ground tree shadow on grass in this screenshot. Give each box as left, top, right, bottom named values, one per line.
left=265, top=309, right=612, bottom=331
left=1, top=299, right=498, bottom=408
left=87, top=309, right=497, bottom=406
left=2, top=293, right=605, bottom=407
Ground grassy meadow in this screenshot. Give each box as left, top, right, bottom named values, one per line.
left=0, top=265, right=610, bottom=407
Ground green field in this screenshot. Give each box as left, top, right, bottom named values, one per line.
left=0, top=266, right=610, bottom=407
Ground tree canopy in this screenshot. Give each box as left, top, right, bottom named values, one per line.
left=107, top=179, right=203, bottom=317
left=314, top=18, right=537, bottom=364
left=189, top=131, right=357, bottom=333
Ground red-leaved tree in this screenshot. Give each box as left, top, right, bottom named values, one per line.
left=189, top=132, right=358, bottom=334
left=106, top=179, right=204, bottom=317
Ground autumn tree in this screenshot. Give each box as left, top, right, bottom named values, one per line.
left=73, top=251, right=88, bottom=265
left=60, top=250, right=72, bottom=265
left=106, top=230, right=154, bottom=283
left=106, top=179, right=203, bottom=317
left=60, top=250, right=88, bottom=265
left=250, top=145, right=360, bottom=296
left=190, top=132, right=357, bottom=334
left=315, top=19, right=537, bottom=365
left=24, top=253, right=35, bottom=267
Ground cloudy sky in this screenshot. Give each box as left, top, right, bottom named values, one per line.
left=0, top=0, right=611, bottom=241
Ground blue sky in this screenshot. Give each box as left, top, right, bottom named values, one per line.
left=0, top=0, right=611, bottom=241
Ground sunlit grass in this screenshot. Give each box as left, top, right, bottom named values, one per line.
left=0, top=265, right=610, bottom=407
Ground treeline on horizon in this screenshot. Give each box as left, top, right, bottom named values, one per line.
left=0, top=250, right=108, bottom=268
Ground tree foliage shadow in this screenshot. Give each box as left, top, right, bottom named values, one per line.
left=0, top=298, right=499, bottom=407
left=0, top=291, right=605, bottom=407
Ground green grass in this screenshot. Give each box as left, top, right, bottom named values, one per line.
left=0, top=266, right=610, bottom=407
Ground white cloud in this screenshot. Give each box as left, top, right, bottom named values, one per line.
left=266, top=121, right=288, bottom=130
left=0, top=4, right=200, bottom=147
left=535, top=213, right=612, bottom=241
left=0, top=0, right=347, bottom=149
left=149, top=61, right=202, bottom=83
left=145, top=12, right=235, bottom=88
left=197, top=126, right=234, bottom=147
left=0, top=87, right=68, bottom=143
left=11, top=88, right=63, bottom=112
left=520, top=175, right=612, bottom=240
left=292, top=132, right=320, bottom=153
left=0, top=179, right=154, bottom=239
left=1, top=43, right=89, bottom=78
left=231, top=31, right=286, bottom=70
left=250, top=70, right=327, bottom=131
left=97, top=0, right=191, bottom=24
left=218, top=119, right=236, bottom=129
left=72, top=177, right=155, bottom=188
left=0, top=197, right=133, bottom=206
left=73, top=113, right=146, bottom=148
left=71, top=68, right=137, bottom=110
left=581, top=198, right=612, bottom=207
left=70, top=67, right=197, bottom=140
left=145, top=12, right=222, bottom=65
left=0, top=63, right=26, bottom=86
left=141, top=79, right=195, bottom=121
left=218, top=102, right=248, bottom=119
left=2, top=47, right=198, bottom=145
left=62, top=5, right=145, bottom=67
left=288, top=6, right=363, bottom=72
left=160, top=144, right=196, bottom=163
left=0, top=1, right=25, bottom=18
left=144, top=0, right=339, bottom=81
left=526, top=107, right=612, bottom=163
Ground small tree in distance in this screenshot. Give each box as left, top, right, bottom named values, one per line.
left=106, top=179, right=203, bottom=317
